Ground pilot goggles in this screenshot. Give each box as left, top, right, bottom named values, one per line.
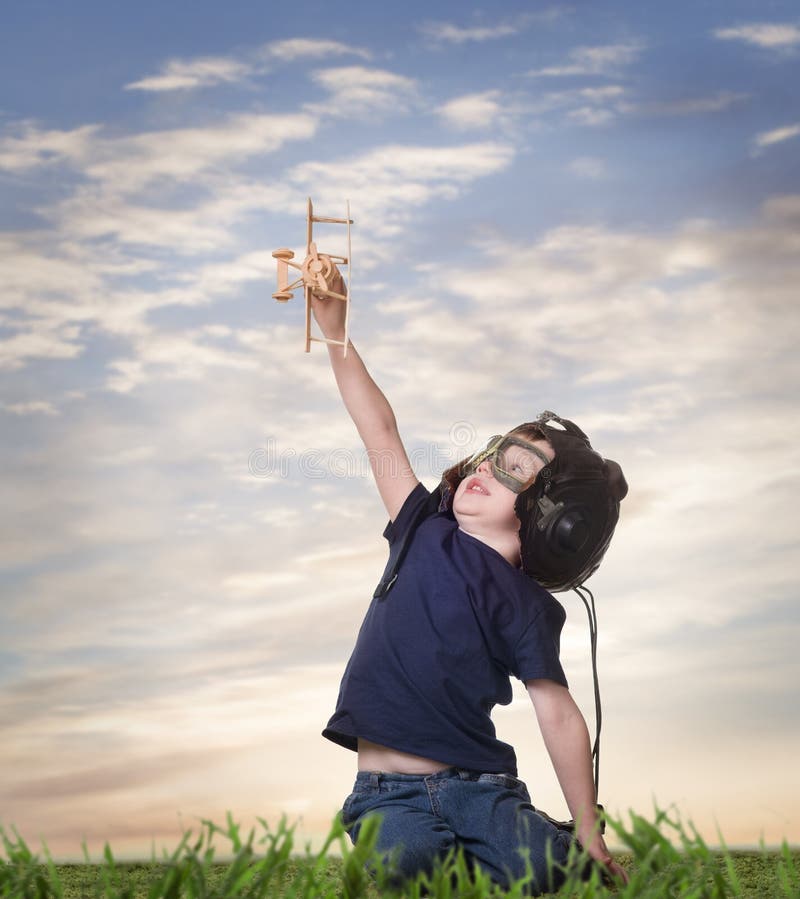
left=464, top=433, right=551, bottom=494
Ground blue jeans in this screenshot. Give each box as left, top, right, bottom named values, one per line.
left=341, top=768, right=577, bottom=892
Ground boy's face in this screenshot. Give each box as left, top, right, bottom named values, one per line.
left=452, top=438, right=554, bottom=544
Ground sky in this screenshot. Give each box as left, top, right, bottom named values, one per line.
left=1, top=0, right=799, bottom=862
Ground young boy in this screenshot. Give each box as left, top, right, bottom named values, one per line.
left=311, top=269, right=628, bottom=892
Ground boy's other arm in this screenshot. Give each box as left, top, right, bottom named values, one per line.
left=310, top=274, right=419, bottom=521
left=526, top=679, right=629, bottom=884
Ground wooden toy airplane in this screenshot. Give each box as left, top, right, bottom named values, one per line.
left=272, top=198, right=352, bottom=357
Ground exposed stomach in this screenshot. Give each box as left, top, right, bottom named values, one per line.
left=357, top=738, right=451, bottom=774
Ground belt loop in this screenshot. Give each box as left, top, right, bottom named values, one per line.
left=370, top=772, right=380, bottom=788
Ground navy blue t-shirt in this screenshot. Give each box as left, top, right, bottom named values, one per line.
left=322, top=483, right=568, bottom=775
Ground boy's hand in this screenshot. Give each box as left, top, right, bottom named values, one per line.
left=309, top=262, right=347, bottom=342
left=580, top=830, right=630, bottom=885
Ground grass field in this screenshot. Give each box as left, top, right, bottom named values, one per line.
left=2, top=809, right=799, bottom=898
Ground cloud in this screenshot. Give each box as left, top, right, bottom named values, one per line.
left=401, top=195, right=800, bottom=413
left=124, top=38, right=372, bottom=93
left=436, top=90, right=505, bottom=130
left=0, top=113, right=318, bottom=191
left=0, top=122, right=99, bottom=172
left=753, top=122, right=800, bottom=153
left=637, top=91, right=750, bottom=116
left=49, top=179, right=294, bottom=253
left=83, top=113, right=318, bottom=192
left=527, top=42, right=644, bottom=77
left=567, top=156, right=608, bottom=180
left=0, top=400, right=59, bottom=416
left=418, top=15, right=533, bottom=44
left=0, top=325, right=84, bottom=371
left=307, top=66, right=418, bottom=117
left=713, top=22, right=800, bottom=49
left=551, top=85, right=629, bottom=127
left=263, top=37, right=372, bottom=63
left=288, top=141, right=515, bottom=250
left=437, top=84, right=630, bottom=133
left=125, top=57, right=252, bottom=92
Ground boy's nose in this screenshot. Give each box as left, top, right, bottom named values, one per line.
left=476, top=458, right=494, bottom=477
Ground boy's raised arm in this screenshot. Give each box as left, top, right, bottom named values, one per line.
left=310, top=272, right=419, bottom=521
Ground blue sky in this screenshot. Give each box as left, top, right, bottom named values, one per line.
left=1, top=0, right=799, bottom=859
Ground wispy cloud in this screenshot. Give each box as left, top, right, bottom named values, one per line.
left=0, top=122, right=99, bottom=172
left=713, top=22, right=800, bottom=49
left=125, top=56, right=252, bottom=92
left=527, top=42, right=644, bottom=77
left=124, top=38, right=372, bottom=93
left=418, top=14, right=537, bottom=45
left=0, top=400, right=59, bottom=416
left=0, top=327, right=84, bottom=371
left=567, top=156, right=608, bottom=180
left=0, top=113, right=318, bottom=190
left=307, top=66, right=418, bottom=118
left=288, top=141, right=515, bottom=245
left=49, top=180, right=293, bottom=253
left=83, top=113, right=319, bottom=192
left=263, top=37, right=372, bottom=63
left=638, top=91, right=750, bottom=116
left=753, top=122, right=800, bottom=152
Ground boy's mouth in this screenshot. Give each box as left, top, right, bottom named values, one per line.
left=465, top=477, right=490, bottom=496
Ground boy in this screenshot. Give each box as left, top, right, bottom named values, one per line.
left=312, top=269, right=628, bottom=892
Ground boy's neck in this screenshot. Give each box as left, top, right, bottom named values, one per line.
left=458, top=526, right=522, bottom=568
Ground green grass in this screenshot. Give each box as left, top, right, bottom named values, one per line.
left=1, top=809, right=798, bottom=898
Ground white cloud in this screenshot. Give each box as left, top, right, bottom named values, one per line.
left=307, top=66, right=418, bottom=118
left=123, top=38, right=372, bottom=94
left=125, top=56, right=252, bottom=92
left=753, top=122, right=800, bottom=153
left=437, top=85, right=628, bottom=133
left=84, top=113, right=318, bottom=192
left=436, top=90, right=504, bottom=130
left=527, top=42, right=644, bottom=77
left=0, top=122, right=99, bottom=172
left=400, top=198, right=800, bottom=410
left=567, top=106, right=616, bottom=126
left=713, top=22, right=800, bottom=49
left=0, top=326, right=84, bottom=371
left=1, top=400, right=59, bottom=416
left=50, top=179, right=294, bottom=253
left=1, top=113, right=318, bottom=191
left=418, top=17, right=527, bottom=44
left=288, top=141, right=515, bottom=251
left=263, top=37, right=372, bottom=62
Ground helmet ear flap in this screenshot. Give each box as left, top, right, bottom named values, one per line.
left=514, top=430, right=626, bottom=591
left=604, top=458, right=629, bottom=501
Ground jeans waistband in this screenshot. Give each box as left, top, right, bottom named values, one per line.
left=354, top=767, right=504, bottom=786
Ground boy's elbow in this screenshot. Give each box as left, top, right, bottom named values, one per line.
left=526, top=679, right=582, bottom=728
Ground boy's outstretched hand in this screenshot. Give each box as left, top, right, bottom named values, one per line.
left=309, top=263, right=347, bottom=343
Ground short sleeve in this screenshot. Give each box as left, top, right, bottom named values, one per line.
left=512, top=600, right=568, bottom=687
left=382, top=482, right=431, bottom=544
